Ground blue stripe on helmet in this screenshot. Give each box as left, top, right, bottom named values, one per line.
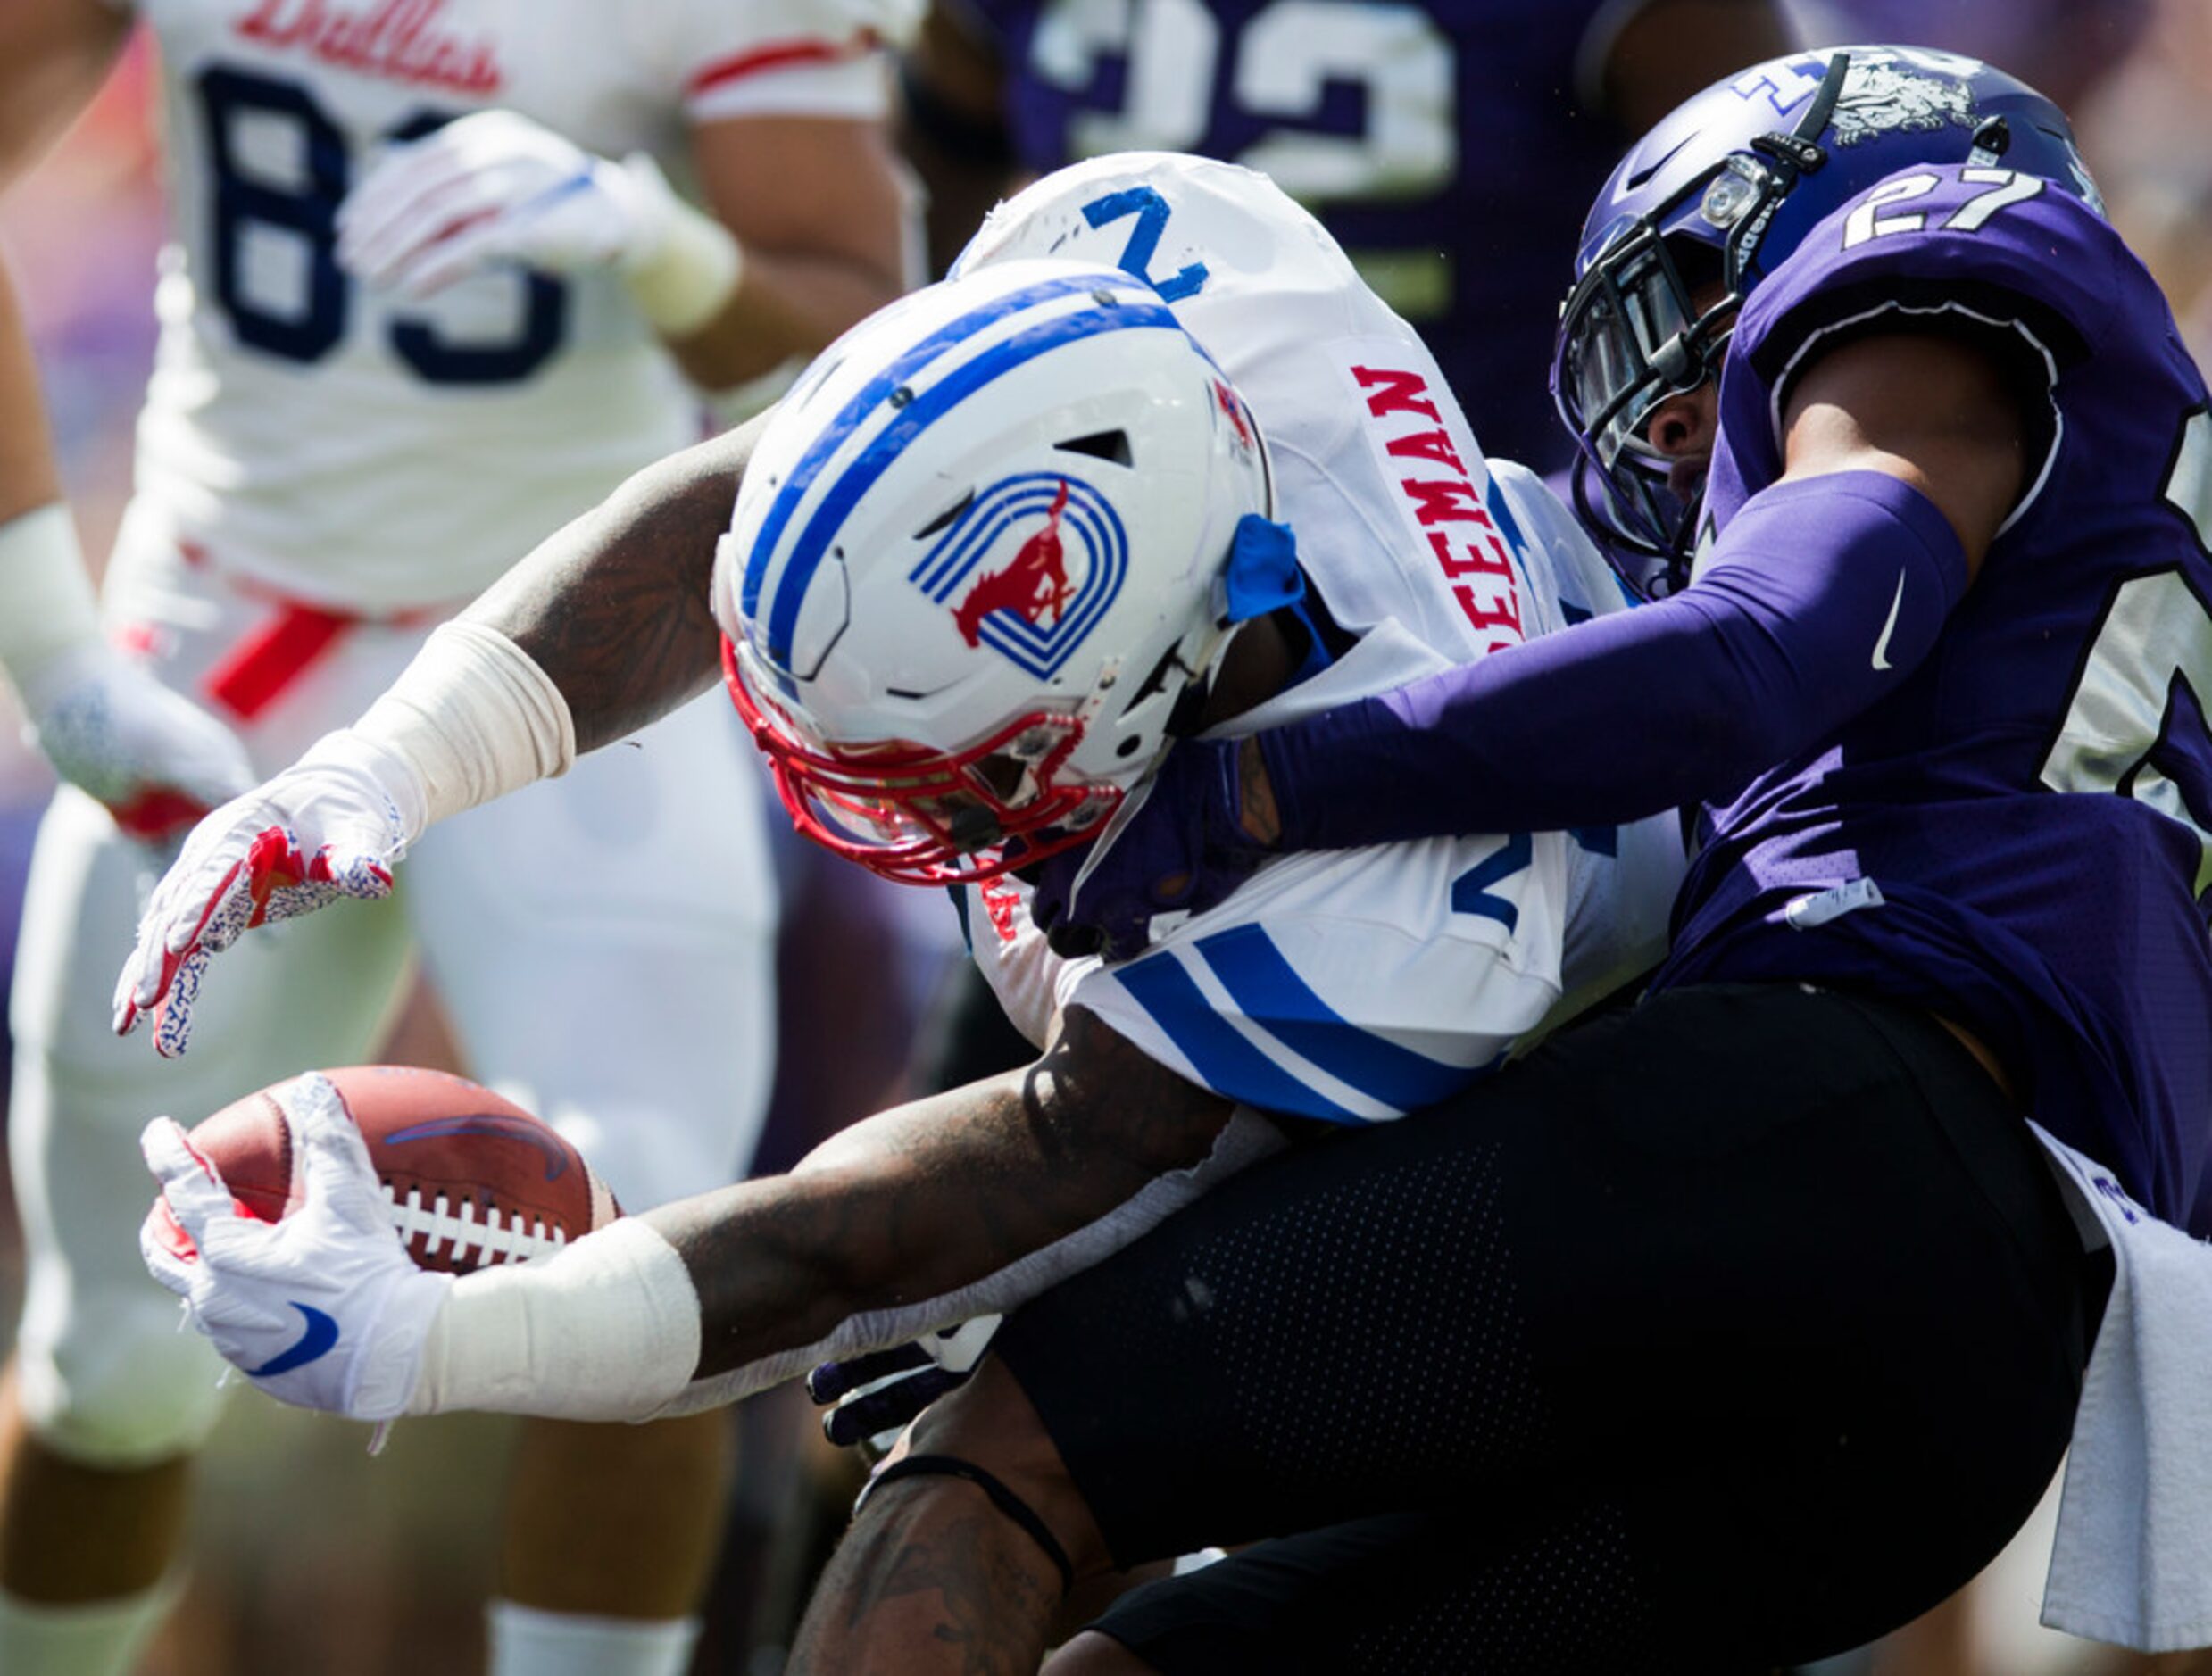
left=741, top=271, right=1152, bottom=634
left=1193, top=924, right=1481, bottom=1115
left=758, top=291, right=1183, bottom=668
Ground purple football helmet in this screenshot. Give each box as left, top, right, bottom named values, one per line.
left=1552, top=45, right=2101, bottom=593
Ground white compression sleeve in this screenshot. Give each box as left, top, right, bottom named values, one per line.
left=0, top=503, right=100, bottom=695
left=352, top=618, right=576, bottom=827
left=410, top=1219, right=703, bottom=1422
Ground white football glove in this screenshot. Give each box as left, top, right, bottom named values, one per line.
left=141, top=1072, right=451, bottom=1423
left=20, top=641, right=257, bottom=842
left=112, top=729, right=425, bottom=1057
left=338, top=110, right=701, bottom=301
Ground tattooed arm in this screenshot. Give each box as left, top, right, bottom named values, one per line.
left=651, top=1005, right=1252, bottom=1394
left=367, top=1005, right=1264, bottom=1421
left=461, top=411, right=766, bottom=751
left=148, top=994, right=1260, bottom=1423
left=133, top=425, right=1269, bottom=1390
left=447, top=430, right=1251, bottom=1378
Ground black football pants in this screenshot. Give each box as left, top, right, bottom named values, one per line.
left=996, top=983, right=2107, bottom=1673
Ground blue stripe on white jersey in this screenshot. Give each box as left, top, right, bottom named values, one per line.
left=1115, top=954, right=1372, bottom=1123
left=1197, top=926, right=1489, bottom=1113
left=1114, top=923, right=1500, bottom=1124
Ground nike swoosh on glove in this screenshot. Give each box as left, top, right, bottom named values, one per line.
left=113, top=729, right=424, bottom=1057
left=1025, top=735, right=1266, bottom=961
left=142, top=1072, right=450, bottom=1422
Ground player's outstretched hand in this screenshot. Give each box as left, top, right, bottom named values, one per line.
left=20, top=642, right=256, bottom=844
left=338, top=110, right=688, bottom=299
left=1026, top=735, right=1271, bottom=961
left=112, top=730, right=425, bottom=1057
left=141, top=1072, right=451, bottom=1422
left=807, top=1316, right=1002, bottom=1455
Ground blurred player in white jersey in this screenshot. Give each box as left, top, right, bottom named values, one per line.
left=0, top=1, right=918, bottom=1672
left=121, top=156, right=1683, bottom=1668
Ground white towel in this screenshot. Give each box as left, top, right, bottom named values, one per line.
left=2034, top=1125, right=2212, bottom=1651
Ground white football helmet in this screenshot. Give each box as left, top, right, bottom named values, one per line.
left=714, top=257, right=1273, bottom=885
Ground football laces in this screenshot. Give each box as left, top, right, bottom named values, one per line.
left=378, top=1181, right=569, bottom=1268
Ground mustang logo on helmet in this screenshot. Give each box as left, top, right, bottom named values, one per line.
left=952, top=478, right=1075, bottom=647
left=914, top=473, right=1129, bottom=680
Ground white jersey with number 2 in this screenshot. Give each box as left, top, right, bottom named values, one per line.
left=952, top=153, right=1683, bottom=1124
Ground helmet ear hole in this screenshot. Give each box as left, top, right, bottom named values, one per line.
left=1056, top=430, right=1133, bottom=467
left=1105, top=636, right=1213, bottom=756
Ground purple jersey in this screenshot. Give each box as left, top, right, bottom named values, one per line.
left=1654, top=164, right=2212, bottom=1233
left=960, top=0, right=1626, bottom=465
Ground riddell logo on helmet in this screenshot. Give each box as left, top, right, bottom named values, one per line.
left=911, top=474, right=1129, bottom=680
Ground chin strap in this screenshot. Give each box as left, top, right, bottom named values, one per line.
left=1571, top=447, right=1690, bottom=600
left=1753, top=48, right=1851, bottom=179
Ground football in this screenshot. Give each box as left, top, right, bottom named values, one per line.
left=155, top=1066, right=620, bottom=1274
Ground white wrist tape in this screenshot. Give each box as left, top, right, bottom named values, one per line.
left=410, top=1217, right=703, bottom=1422
left=0, top=503, right=102, bottom=696
left=618, top=153, right=744, bottom=338
left=353, top=619, right=575, bottom=827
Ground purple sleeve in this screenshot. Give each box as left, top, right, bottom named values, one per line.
left=1263, top=471, right=1969, bottom=849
